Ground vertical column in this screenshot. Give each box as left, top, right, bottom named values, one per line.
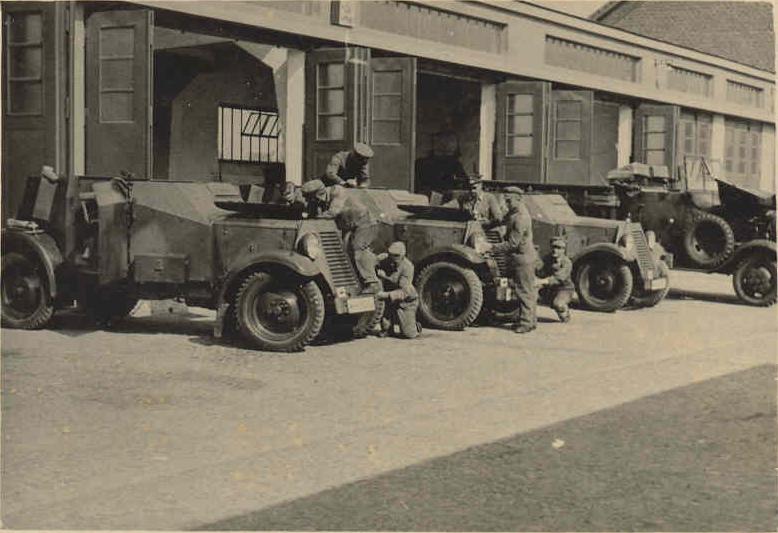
left=760, top=124, right=775, bottom=192
left=711, top=114, right=726, bottom=177
left=479, top=83, right=496, bottom=180
left=617, top=105, right=633, bottom=166
left=71, top=3, right=86, bottom=175
left=285, top=49, right=306, bottom=185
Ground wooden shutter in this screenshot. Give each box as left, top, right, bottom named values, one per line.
left=495, top=81, right=549, bottom=183
left=546, top=90, right=593, bottom=186
left=589, top=100, right=619, bottom=186
left=633, top=103, right=679, bottom=177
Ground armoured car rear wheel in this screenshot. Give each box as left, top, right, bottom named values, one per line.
left=235, top=271, right=325, bottom=352
left=417, top=261, right=483, bottom=330
left=1, top=251, right=54, bottom=329
left=630, top=260, right=671, bottom=308
left=682, top=210, right=735, bottom=269
left=732, top=255, right=776, bottom=307
left=576, top=257, right=633, bottom=312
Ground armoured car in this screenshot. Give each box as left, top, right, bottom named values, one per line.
left=1, top=170, right=378, bottom=352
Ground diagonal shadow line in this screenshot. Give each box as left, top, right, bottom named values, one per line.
left=667, top=287, right=745, bottom=306
left=196, top=364, right=777, bottom=532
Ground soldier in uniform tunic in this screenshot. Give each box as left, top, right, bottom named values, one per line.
left=322, top=143, right=374, bottom=188
left=288, top=179, right=347, bottom=218
left=536, top=236, right=574, bottom=323
left=376, top=242, right=421, bottom=339
left=483, top=187, right=538, bottom=333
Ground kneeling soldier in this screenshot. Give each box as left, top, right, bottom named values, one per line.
left=376, top=242, right=421, bottom=339
left=536, top=236, right=574, bottom=323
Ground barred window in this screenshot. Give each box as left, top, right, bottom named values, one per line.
left=217, top=105, right=282, bottom=163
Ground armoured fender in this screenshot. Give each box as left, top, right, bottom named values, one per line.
left=2, top=230, right=64, bottom=298
left=416, top=244, right=488, bottom=269
left=572, top=242, right=630, bottom=270
left=717, top=239, right=776, bottom=274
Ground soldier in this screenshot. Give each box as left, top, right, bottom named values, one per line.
left=469, top=177, right=505, bottom=230
left=292, top=179, right=347, bottom=218
left=337, top=204, right=380, bottom=293
left=482, top=186, right=538, bottom=333
left=376, top=241, right=421, bottom=339
left=536, top=236, right=574, bottom=323
left=323, top=143, right=374, bottom=188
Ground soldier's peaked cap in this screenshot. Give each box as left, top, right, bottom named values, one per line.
left=551, top=236, right=567, bottom=247
left=301, top=179, right=325, bottom=194
left=354, top=142, right=374, bottom=158
left=504, top=186, right=524, bottom=195
left=388, top=241, right=406, bottom=255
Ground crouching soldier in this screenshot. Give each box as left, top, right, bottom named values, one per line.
left=536, top=236, right=574, bottom=323
left=376, top=242, right=422, bottom=339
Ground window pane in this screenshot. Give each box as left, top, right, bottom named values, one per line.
left=645, top=115, right=666, bottom=132
left=100, top=26, right=134, bottom=57
left=373, top=95, right=400, bottom=119
left=318, top=116, right=345, bottom=140
left=373, top=120, right=401, bottom=143
left=556, top=120, right=581, bottom=140
left=508, top=94, right=533, bottom=114
left=8, top=80, right=42, bottom=114
left=9, top=46, right=42, bottom=78
left=645, top=132, right=666, bottom=150
left=507, top=136, right=532, bottom=157
left=8, top=12, right=42, bottom=43
left=646, top=150, right=665, bottom=165
left=508, top=115, right=532, bottom=135
left=101, top=59, right=133, bottom=90
left=318, top=63, right=344, bottom=88
left=556, top=100, right=581, bottom=120
left=318, top=88, right=344, bottom=114
left=100, top=91, right=133, bottom=122
left=556, top=140, right=580, bottom=159
left=373, top=71, right=401, bottom=94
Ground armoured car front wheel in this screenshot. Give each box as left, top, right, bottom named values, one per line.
left=732, top=255, right=776, bottom=307
left=417, top=261, right=483, bottom=330
left=630, top=260, right=671, bottom=308
left=235, top=271, right=325, bottom=352
left=1, top=251, right=54, bottom=329
left=576, top=257, right=634, bottom=312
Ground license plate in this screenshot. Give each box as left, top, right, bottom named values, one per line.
left=650, top=277, right=668, bottom=290
left=346, top=295, right=376, bottom=314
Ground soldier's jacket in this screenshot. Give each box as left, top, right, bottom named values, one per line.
left=475, top=193, right=505, bottom=229
left=490, top=201, right=536, bottom=261
left=538, top=255, right=574, bottom=290
left=324, top=151, right=370, bottom=187
left=288, top=184, right=347, bottom=218
left=378, top=257, right=418, bottom=302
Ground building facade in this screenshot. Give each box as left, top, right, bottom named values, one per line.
left=2, top=0, right=775, bottom=218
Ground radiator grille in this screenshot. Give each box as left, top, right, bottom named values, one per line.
left=318, top=231, right=360, bottom=290
left=486, top=229, right=509, bottom=277
left=630, top=223, right=655, bottom=276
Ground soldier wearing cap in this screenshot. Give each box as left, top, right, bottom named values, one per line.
left=482, top=186, right=538, bottom=333
left=323, top=143, right=374, bottom=188
left=294, top=179, right=347, bottom=218
left=536, top=236, right=574, bottom=323
left=376, top=241, right=421, bottom=339
left=468, top=176, right=505, bottom=230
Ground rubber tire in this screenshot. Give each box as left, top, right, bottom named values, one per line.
left=630, top=260, right=671, bottom=308
left=235, top=271, right=325, bottom=352
left=416, top=261, right=483, bottom=330
left=732, top=255, right=777, bottom=307
left=81, top=289, right=139, bottom=326
left=576, top=258, right=634, bottom=312
left=1, top=251, right=54, bottom=329
left=682, top=210, right=735, bottom=269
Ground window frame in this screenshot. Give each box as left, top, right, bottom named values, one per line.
left=505, top=93, right=534, bottom=158
left=5, top=10, right=45, bottom=117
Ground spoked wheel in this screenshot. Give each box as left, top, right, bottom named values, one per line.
left=576, top=257, right=634, bottom=312
left=732, top=255, right=776, bottom=307
left=1, top=251, right=54, bottom=329
left=417, top=262, right=483, bottom=330
left=235, top=271, right=325, bottom=352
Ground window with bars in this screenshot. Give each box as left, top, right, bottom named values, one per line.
left=316, top=62, right=345, bottom=140
left=5, top=11, right=43, bottom=115
left=724, top=119, right=761, bottom=185
left=505, top=94, right=533, bottom=157
left=641, top=115, right=668, bottom=166
left=217, top=105, right=282, bottom=163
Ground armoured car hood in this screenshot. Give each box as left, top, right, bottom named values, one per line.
left=521, top=194, right=623, bottom=229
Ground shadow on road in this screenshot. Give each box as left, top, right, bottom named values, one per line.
left=667, top=287, right=744, bottom=306
left=197, top=364, right=777, bottom=532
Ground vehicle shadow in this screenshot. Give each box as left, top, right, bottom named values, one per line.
left=667, top=287, right=745, bottom=306
left=48, top=309, right=215, bottom=339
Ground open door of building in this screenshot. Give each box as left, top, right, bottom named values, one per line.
left=368, top=56, right=416, bottom=190
left=86, top=9, right=153, bottom=177
left=546, top=90, right=593, bottom=186
left=2, top=2, right=66, bottom=218
left=305, top=47, right=370, bottom=180
left=495, top=81, right=550, bottom=183
left=633, top=103, right=680, bottom=177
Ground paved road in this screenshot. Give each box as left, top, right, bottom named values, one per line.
left=1, top=270, right=775, bottom=530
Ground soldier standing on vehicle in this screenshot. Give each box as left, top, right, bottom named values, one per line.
left=338, top=205, right=380, bottom=293
left=322, top=143, right=374, bottom=188
left=483, top=187, right=538, bottom=333
left=536, top=236, right=574, bottom=323
left=376, top=241, right=421, bottom=339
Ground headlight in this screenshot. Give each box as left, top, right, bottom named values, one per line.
left=619, top=231, right=635, bottom=253
left=645, top=230, right=657, bottom=250
left=469, top=232, right=490, bottom=255
left=298, top=233, right=322, bottom=260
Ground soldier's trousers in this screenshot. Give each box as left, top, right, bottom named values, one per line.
left=512, top=258, right=538, bottom=329
left=541, top=287, right=573, bottom=320
left=382, top=299, right=420, bottom=339
left=353, top=248, right=379, bottom=287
